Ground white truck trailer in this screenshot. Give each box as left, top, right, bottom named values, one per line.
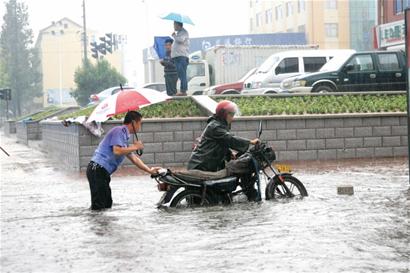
left=144, top=45, right=318, bottom=95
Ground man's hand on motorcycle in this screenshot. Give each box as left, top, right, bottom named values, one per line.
left=149, top=167, right=162, bottom=175
left=250, top=138, right=260, bottom=145
left=131, top=140, right=144, bottom=151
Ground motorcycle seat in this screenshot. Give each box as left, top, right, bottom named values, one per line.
left=205, top=177, right=238, bottom=192
left=173, top=169, right=228, bottom=183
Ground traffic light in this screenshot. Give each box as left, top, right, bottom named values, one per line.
left=105, top=33, right=113, bottom=53
left=90, top=42, right=99, bottom=59
left=98, top=43, right=106, bottom=55
left=0, top=89, right=11, bottom=100
left=99, top=33, right=113, bottom=54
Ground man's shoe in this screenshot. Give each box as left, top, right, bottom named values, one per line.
left=176, top=92, right=187, bottom=96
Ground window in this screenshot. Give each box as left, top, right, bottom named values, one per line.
left=64, top=24, right=68, bottom=29
left=275, top=5, right=283, bottom=20
left=250, top=18, right=253, bottom=31
left=275, top=57, right=299, bottom=74
left=346, top=54, right=374, bottom=72
left=256, top=12, right=262, bottom=26
left=325, top=23, right=338, bottom=38
left=298, top=25, right=306, bottom=33
left=325, top=0, right=337, bottom=9
left=286, top=2, right=293, bottom=17
left=394, top=0, right=410, bottom=14
left=377, top=53, right=400, bottom=71
left=265, top=9, right=273, bottom=24
left=303, top=57, right=327, bottom=72
left=298, top=0, right=305, bottom=12
left=187, top=63, right=205, bottom=82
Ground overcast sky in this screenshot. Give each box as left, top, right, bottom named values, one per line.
left=0, top=0, right=250, bottom=85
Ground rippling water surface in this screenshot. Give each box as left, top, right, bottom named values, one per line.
left=1, top=135, right=409, bottom=273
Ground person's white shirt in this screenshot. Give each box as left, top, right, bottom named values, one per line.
left=171, top=27, right=190, bottom=58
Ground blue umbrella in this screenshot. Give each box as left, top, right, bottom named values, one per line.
left=160, top=12, right=194, bottom=25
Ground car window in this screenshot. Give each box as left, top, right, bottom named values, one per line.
left=303, top=57, right=327, bottom=72
left=377, top=53, right=400, bottom=71
left=346, top=54, right=374, bottom=72
left=275, top=57, right=299, bottom=74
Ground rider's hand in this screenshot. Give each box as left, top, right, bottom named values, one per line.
left=131, top=140, right=144, bottom=151
left=250, top=138, right=260, bottom=145
left=149, top=167, right=162, bottom=175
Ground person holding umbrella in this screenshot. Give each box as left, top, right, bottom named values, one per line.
left=171, top=21, right=190, bottom=96
left=87, top=111, right=161, bottom=210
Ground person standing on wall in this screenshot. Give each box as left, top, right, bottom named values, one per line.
left=171, top=21, right=190, bottom=96
left=160, top=38, right=178, bottom=96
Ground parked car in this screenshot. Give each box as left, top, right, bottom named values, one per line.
left=280, top=50, right=407, bottom=93
left=89, top=86, right=135, bottom=105
left=205, top=67, right=258, bottom=95
left=242, top=49, right=355, bottom=95
left=142, top=82, right=166, bottom=92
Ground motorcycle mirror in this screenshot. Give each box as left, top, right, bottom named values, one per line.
left=257, top=120, right=263, bottom=138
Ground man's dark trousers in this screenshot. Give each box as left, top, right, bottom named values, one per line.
left=173, top=56, right=189, bottom=93
left=165, top=72, right=178, bottom=96
left=87, top=161, right=112, bottom=210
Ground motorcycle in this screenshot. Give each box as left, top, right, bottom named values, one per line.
left=151, top=121, right=308, bottom=208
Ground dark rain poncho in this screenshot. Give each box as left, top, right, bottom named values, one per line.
left=187, top=115, right=250, bottom=172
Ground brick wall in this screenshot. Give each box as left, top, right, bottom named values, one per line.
left=3, top=121, right=16, bottom=136
left=16, top=121, right=41, bottom=145
left=40, top=113, right=408, bottom=171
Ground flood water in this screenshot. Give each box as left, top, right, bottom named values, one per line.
left=1, top=134, right=409, bottom=273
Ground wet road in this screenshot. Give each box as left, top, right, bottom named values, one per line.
left=1, top=134, right=409, bottom=273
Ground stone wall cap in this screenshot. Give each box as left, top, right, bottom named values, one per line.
left=40, top=112, right=406, bottom=125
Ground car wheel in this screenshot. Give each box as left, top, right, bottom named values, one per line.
left=264, top=90, right=277, bottom=94
left=221, top=89, right=240, bottom=95
left=312, top=84, right=335, bottom=93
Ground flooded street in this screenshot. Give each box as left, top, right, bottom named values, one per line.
left=1, top=134, right=409, bottom=273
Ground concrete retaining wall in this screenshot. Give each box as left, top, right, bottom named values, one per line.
left=40, top=113, right=408, bottom=171
left=3, top=120, right=16, bottom=136
left=16, top=121, right=41, bottom=145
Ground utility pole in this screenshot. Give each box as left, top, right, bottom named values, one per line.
left=82, top=0, right=88, bottom=62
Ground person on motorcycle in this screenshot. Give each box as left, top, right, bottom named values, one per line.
left=187, top=100, right=260, bottom=172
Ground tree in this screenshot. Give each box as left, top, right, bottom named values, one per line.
left=0, top=0, right=42, bottom=117
left=72, top=59, right=127, bottom=106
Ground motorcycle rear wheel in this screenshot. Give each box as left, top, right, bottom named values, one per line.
left=265, top=175, right=308, bottom=200
left=170, top=190, right=213, bottom=208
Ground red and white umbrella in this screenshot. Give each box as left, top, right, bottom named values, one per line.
left=87, top=88, right=171, bottom=123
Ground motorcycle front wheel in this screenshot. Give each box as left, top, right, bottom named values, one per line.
left=170, top=189, right=213, bottom=208
left=265, top=175, right=308, bottom=200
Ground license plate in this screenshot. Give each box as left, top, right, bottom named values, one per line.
left=275, top=164, right=292, bottom=173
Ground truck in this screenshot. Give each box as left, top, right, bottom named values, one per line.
left=144, top=45, right=318, bottom=96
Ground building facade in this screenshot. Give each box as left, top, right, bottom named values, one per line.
left=374, top=0, right=410, bottom=50
left=36, top=18, right=124, bottom=107
left=249, top=0, right=377, bottom=51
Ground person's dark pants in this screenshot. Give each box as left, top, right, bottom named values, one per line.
left=172, top=56, right=189, bottom=93
left=87, top=161, right=112, bottom=210
left=164, top=72, right=178, bottom=96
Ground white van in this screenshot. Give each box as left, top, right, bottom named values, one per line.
left=242, top=49, right=356, bottom=94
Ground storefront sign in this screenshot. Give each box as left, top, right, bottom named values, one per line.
left=375, top=20, right=405, bottom=48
